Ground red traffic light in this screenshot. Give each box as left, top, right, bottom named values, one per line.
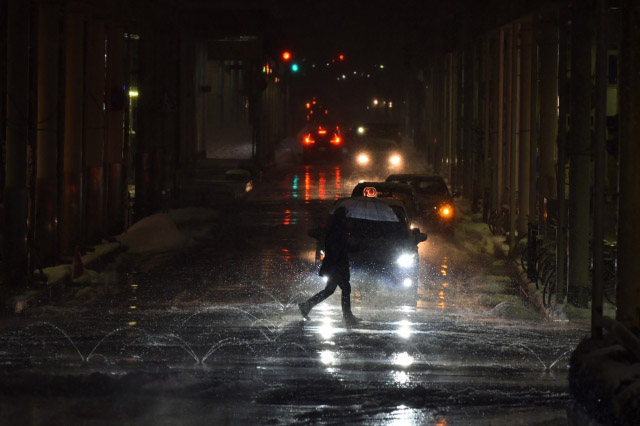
left=339, top=54, right=344, bottom=61
left=282, top=51, right=291, bottom=61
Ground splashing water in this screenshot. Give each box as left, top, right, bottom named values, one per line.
left=508, top=343, right=573, bottom=371
left=20, top=322, right=86, bottom=362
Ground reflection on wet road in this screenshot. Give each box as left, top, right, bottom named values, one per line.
left=0, top=163, right=587, bottom=425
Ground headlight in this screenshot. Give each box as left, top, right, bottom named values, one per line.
left=357, top=126, right=365, bottom=135
left=357, top=153, right=370, bottom=164
left=402, top=278, right=413, bottom=288
left=397, top=253, right=415, bottom=268
left=438, top=204, right=454, bottom=218
left=389, top=154, right=402, bottom=165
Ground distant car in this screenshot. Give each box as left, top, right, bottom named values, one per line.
left=385, top=174, right=458, bottom=232
left=351, top=139, right=404, bottom=171
left=301, top=122, right=346, bottom=162
left=350, top=181, right=420, bottom=224
left=308, top=197, right=427, bottom=300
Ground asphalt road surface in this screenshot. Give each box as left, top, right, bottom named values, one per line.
left=0, top=161, right=588, bottom=425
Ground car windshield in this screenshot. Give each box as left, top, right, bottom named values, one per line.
left=357, top=140, right=398, bottom=151
left=413, top=180, right=450, bottom=196
left=348, top=217, right=408, bottom=239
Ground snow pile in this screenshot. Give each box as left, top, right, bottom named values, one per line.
left=452, top=204, right=509, bottom=259
left=39, top=242, right=122, bottom=289
left=117, top=213, right=191, bottom=254
left=208, top=140, right=253, bottom=159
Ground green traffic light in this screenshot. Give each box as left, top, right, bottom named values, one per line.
left=291, top=63, right=299, bottom=72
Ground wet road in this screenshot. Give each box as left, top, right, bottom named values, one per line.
left=0, top=162, right=588, bottom=425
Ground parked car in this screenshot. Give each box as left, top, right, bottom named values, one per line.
left=385, top=174, right=458, bottom=232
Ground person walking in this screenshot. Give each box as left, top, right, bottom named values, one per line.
left=299, top=207, right=360, bottom=326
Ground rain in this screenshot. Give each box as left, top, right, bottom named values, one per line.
left=0, top=160, right=589, bottom=425
left=2, top=0, right=638, bottom=425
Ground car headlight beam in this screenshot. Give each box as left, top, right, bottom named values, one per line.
left=389, top=154, right=402, bottom=165
left=397, top=253, right=415, bottom=268
left=357, top=153, right=370, bottom=164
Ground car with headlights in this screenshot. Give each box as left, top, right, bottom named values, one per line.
left=385, top=174, right=458, bottom=232
left=301, top=121, right=345, bottom=162
left=350, top=181, right=420, bottom=225
left=308, top=197, right=427, bottom=301
left=351, top=138, right=404, bottom=171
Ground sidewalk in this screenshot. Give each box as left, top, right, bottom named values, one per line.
left=454, top=202, right=640, bottom=425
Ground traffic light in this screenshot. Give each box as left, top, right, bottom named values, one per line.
left=291, top=63, right=299, bottom=72
left=282, top=51, right=291, bottom=61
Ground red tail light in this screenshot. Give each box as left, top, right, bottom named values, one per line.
left=330, top=134, right=342, bottom=145
left=304, top=133, right=315, bottom=145
left=318, top=128, right=327, bottom=135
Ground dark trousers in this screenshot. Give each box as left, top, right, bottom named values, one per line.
left=303, top=274, right=352, bottom=317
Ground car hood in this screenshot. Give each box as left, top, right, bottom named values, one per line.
left=351, top=237, right=416, bottom=264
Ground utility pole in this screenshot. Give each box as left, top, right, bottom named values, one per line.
left=568, top=0, right=593, bottom=308
left=135, top=22, right=158, bottom=221
left=538, top=13, right=558, bottom=237
left=617, top=0, right=640, bottom=332
left=504, top=26, right=513, bottom=238
left=60, top=8, right=85, bottom=257
left=556, top=13, right=569, bottom=304
left=482, top=37, right=491, bottom=221
left=463, top=40, right=475, bottom=201
left=35, top=2, right=60, bottom=265
left=105, top=25, right=127, bottom=236
left=509, top=23, right=519, bottom=250
left=455, top=53, right=463, bottom=193
left=83, top=17, right=106, bottom=245
left=447, top=54, right=453, bottom=186
left=529, top=16, right=538, bottom=234
left=518, top=19, right=533, bottom=235
left=592, top=0, right=608, bottom=338
left=494, top=29, right=505, bottom=212
left=3, top=0, right=30, bottom=293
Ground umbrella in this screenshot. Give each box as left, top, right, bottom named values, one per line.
left=330, top=197, right=399, bottom=222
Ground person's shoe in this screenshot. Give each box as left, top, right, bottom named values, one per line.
left=298, top=303, right=310, bottom=320
left=344, top=314, right=361, bottom=328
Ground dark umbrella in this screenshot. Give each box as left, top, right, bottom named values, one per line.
left=330, top=197, right=399, bottom=222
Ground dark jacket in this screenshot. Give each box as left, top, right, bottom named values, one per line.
left=319, top=218, right=350, bottom=279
